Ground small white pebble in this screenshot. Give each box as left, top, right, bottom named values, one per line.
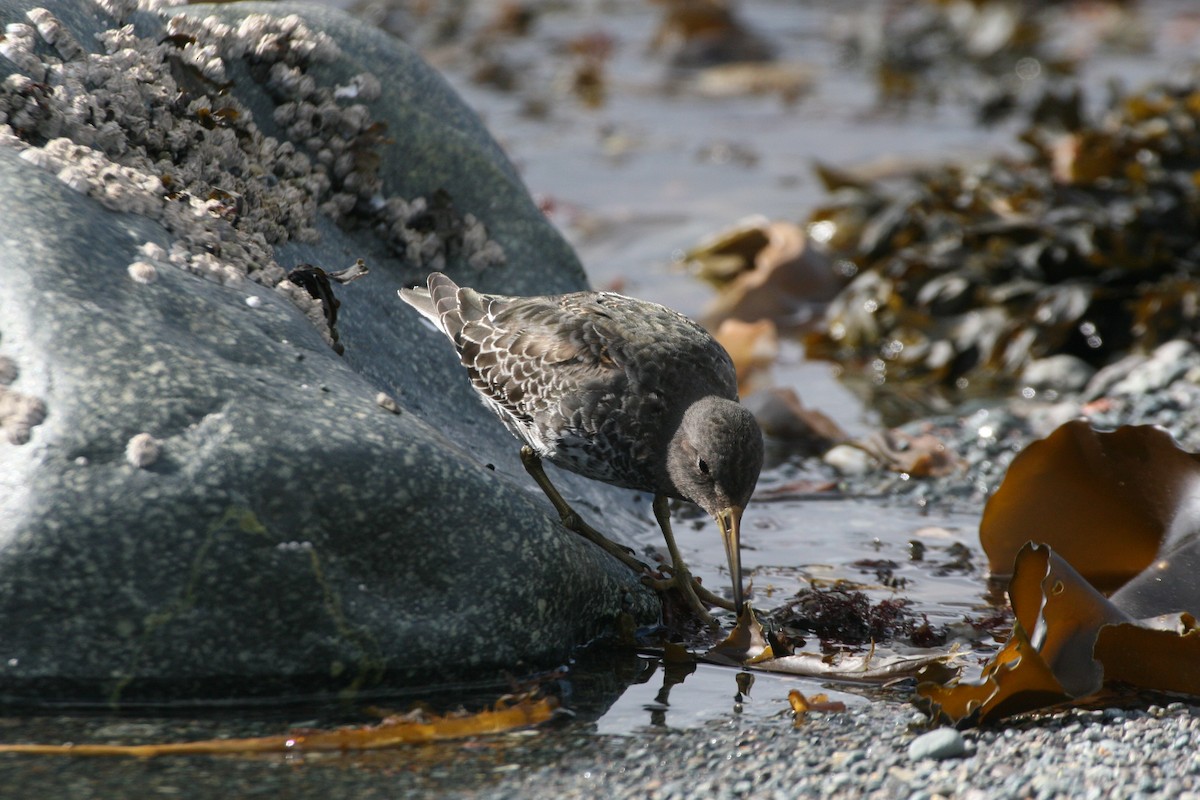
left=127, top=260, right=158, bottom=284
left=374, top=392, right=400, bottom=414
left=125, top=432, right=161, bottom=468
left=350, top=72, right=382, bottom=102
left=823, top=443, right=873, bottom=475
left=245, top=295, right=262, bottom=308
left=137, top=242, right=167, bottom=262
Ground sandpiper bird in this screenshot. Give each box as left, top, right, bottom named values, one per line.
left=398, top=272, right=764, bottom=621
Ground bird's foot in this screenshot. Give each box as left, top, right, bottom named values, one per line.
left=645, top=563, right=738, bottom=613
left=691, top=579, right=738, bottom=612
left=643, top=566, right=727, bottom=628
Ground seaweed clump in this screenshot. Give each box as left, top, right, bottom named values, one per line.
left=766, top=586, right=944, bottom=651
left=804, top=78, right=1200, bottom=402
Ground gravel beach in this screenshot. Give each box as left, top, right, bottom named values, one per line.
left=472, top=702, right=1200, bottom=800
left=4, top=695, right=1199, bottom=798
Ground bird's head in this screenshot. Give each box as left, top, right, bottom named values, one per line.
left=666, top=396, right=764, bottom=614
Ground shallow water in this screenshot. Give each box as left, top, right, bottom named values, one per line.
left=413, top=0, right=1197, bottom=668
left=441, top=0, right=1013, bottom=314
left=4, top=0, right=1199, bottom=789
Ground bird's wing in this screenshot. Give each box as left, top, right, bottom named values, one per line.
left=455, top=294, right=626, bottom=427
left=576, top=292, right=740, bottom=400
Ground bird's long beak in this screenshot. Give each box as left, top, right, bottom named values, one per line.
left=715, top=505, right=745, bottom=614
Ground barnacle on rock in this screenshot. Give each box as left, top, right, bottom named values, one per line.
left=124, top=432, right=162, bottom=468
left=0, top=3, right=505, bottom=353
left=0, top=343, right=46, bottom=446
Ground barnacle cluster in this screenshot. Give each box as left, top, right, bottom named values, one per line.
left=0, top=3, right=505, bottom=349
left=0, top=346, right=45, bottom=445
left=805, top=79, right=1200, bottom=402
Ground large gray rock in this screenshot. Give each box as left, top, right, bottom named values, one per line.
left=0, top=0, right=658, bottom=703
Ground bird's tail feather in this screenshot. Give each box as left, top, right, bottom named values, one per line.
left=398, top=272, right=474, bottom=340
left=397, top=284, right=438, bottom=322
left=428, top=272, right=462, bottom=325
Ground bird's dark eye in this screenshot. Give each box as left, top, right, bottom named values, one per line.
left=697, top=458, right=710, bottom=474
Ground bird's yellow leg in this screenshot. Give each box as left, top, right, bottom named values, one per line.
left=520, top=448, right=733, bottom=625
left=520, top=446, right=649, bottom=573
left=644, top=495, right=736, bottom=624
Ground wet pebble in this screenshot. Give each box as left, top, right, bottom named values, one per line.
left=823, top=443, right=872, bottom=475
left=1109, top=340, right=1194, bottom=396
left=1020, top=354, right=1095, bottom=393
left=908, top=727, right=967, bottom=761
left=824, top=334, right=1200, bottom=513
